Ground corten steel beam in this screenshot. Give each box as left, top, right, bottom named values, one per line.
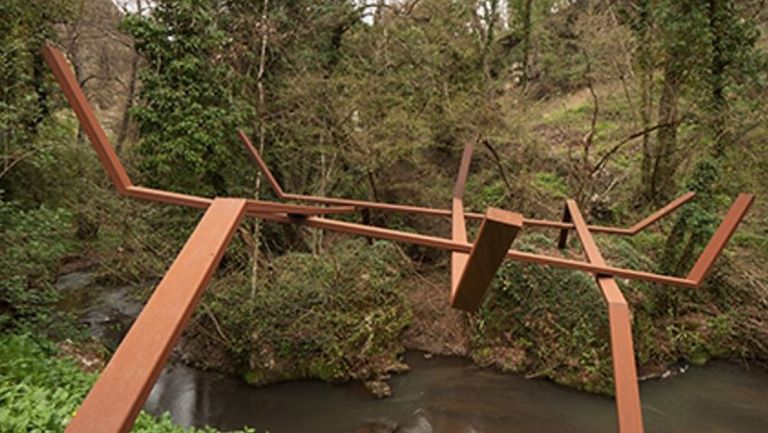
left=557, top=204, right=573, bottom=249
left=42, top=45, right=132, bottom=193
left=126, top=185, right=357, bottom=216
left=686, top=193, right=755, bottom=283
left=65, top=198, right=247, bottom=433
left=41, top=46, right=355, bottom=218
left=250, top=211, right=697, bottom=286
left=45, top=44, right=743, bottom=289
left=565, top=199, right=644, bottom=433
left=558, top=192, right=697, bottom=247
left=238, top=130, right=695, bottom=234
left=44, top=41, right=758, bottom=433
left=41, top=43, right=753, bottom=289
left=451, top=142, right=473, bottom=297
left=592, top=191, right=696, bottom=235
left=451, top=208, right=523, bottom=311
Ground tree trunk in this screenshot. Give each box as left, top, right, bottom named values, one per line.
left=116, top=0, right=144, bottom=153
left=635, top=0, right=656, bottom=204
left=709, top=0, right=729, bottom=158
left=651, top=58, right=681, bottom=203
left=251, top=0, right=269, bottom=299
left=520, top=0, right=534, bottom=90
left=116, top=52, right=139, bottom=153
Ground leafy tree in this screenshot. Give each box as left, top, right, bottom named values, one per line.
left=122, top=0, right=253, bottom=196
left=0, top=0, right=71, bottom=198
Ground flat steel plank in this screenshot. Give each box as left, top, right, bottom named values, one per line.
left=566, top=199, right=644, bottom=433
left=589, top=192, right=696, bottom=235
left=42, top=46, right=133, bottom=192
left=451, top=208, right=523, bottom=312
left=687, top=193, right=755, bottom=284
left=238, top=130, right=694, bottom=235
left=250, top=211, right=695, bottom=287
left=65, top=199, right=247, bottom=433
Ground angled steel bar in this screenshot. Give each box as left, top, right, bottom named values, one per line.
left=41, top=46, right=354, bottom=217
left=125, top=186, right=356, bottom=216
left=451, top=142, right=473, bottom=296
left=592, top=192, right=696, bottom=235
left=687, top=193, right=755, bottom=285
left=42, top=45, right=132, bottom=193
left=238, top=130, right=695, bottom=234
left=239, top=129, right=477, bottom=217
left=565, top=199, right=644, bottom=433
left=65, top=198, right=247, bottom=433
left=558, top=192, right=697, bottom=246
left=251, top=212, right=698, bottom=287
left=237, top=129, right=286, bottom=197
left=44, top=44, right=713, bottom=289
left=557, top=204, right=573, bottom=249
left=451, top=208, right=523, bottom=311
left=44, top=42, right=757, bottom=433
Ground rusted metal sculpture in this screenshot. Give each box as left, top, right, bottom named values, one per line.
left=42, top=45, right=754, bottom=433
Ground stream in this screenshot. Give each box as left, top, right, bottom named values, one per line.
left=57, top=271, right=768, bottom=433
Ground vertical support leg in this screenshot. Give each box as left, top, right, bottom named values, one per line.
left=600, top=278, right=644, bottom=433
left=566, top=200, right=644, bottom=433
left=66, top=199, right=247, bottom=433
left=451, top=143, right=474, bottom=298
left=557, top=203, right=571, bottom=249
left=451, top=197, right=468, bottom=296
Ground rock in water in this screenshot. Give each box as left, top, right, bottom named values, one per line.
left=364, top=378, right=392, bottom=398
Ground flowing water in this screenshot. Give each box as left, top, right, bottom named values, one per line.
left=58, top=272, right=768, bottom=433
left=144, top=354, right=768, bottom=433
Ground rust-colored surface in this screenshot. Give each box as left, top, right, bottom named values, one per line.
left=451, top=142, right=473, bottom=298
left=44, top=44, right=755, bottom=433
left=251, top=211, right=700, bottom=286
left=451, top=208, right=523, bottom=311
left=41, top=46, right=355, bottom=217
left=65, top=199, right=247, bottom=433
left=42, top=46, right=132, bottom=193
left=590, top=191, right=697, bottom=235
left=566, top=199, right=644, bottom=433
left=238, top=130, right=696, bottom=234
left=687, top=193, right=755, bottom=284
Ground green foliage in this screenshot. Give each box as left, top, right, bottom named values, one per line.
left=661, top=159, right=721, bottom=275
left=0, top=334, right=253, bottom=432
left=121, top=0, right=253, bottom=196
left=0, top=0, right=72, bottom=198
left=532, top=171, right=568, bottom=199
left=470, top=233, right=614, bottom=393
left=0, top=199, right=75, bottom=332
left=196, top=240, right=411, bottom=385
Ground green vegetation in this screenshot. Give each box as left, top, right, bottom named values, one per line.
left=0, top=333, right=253, bottom=432
left=471, top=233, right=768, bottom=394
left=2, top=0, right=768, bottom=429
left=121, top=0, right=253, bottom=196
left=0, top=201, right=74, bottom=331
left=186, top=240, right=411, bottom=387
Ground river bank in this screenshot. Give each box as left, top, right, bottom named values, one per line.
left=147, top=349, right=768, bottom=433
left=48, top=264, right=768, bottom=433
